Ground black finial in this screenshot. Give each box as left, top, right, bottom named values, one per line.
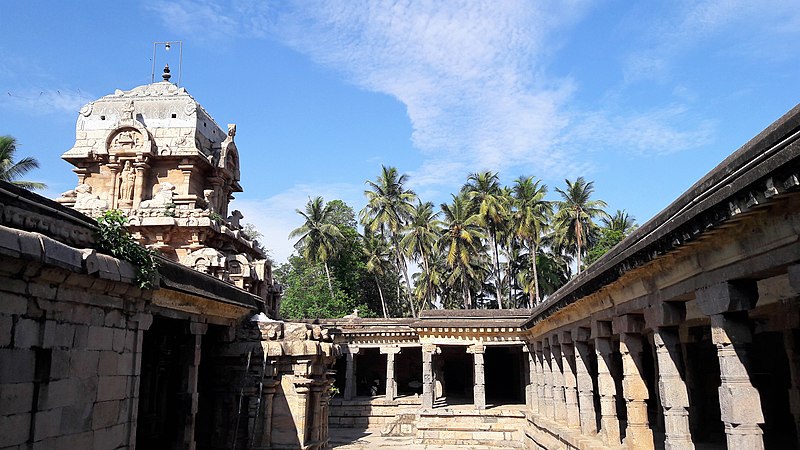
left=162, top=64, right=172, bottom=82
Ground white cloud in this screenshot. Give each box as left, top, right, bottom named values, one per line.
left=272, top=1, right=588, bottom=185
left=231, top=182, right=364, bottom=264
left=623, top=0, right=800, bottom=82
left=570, top=106, right=716, bottom=157
left=1, top=89, right=94, bottom=115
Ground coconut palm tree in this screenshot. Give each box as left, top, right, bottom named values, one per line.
left=0, top=136, right=46, bottom=190
left=552, top=177, right=609, bottom=274
left=602, top=209, right=637, bottom=235
left=440, top=193, right=484, bottom=309
left=511, top=176, right=551, bottom=307
left=463, top=171, right=508, bottom=308
left=401, top=200, right=442, bottom=310
left=362, top=232, right=392, bottom=318
left=289, top=196, right=344, bottom=298
left=360, top=166, right=418, bottom=316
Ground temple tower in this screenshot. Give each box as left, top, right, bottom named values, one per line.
left=57, top=67, right=280, bottom=315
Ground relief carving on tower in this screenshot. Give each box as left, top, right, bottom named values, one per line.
left=58, top=80, right=275, bottom=307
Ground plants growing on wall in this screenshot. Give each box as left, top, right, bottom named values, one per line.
left=95, top=209, right=159, bottom=289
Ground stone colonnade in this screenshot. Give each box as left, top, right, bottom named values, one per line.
left=526, top=278, right=800, bottom=449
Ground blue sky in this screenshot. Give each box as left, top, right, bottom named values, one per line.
left=2, top=1, right=799, bottom=264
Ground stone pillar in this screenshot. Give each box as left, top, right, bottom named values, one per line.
left=133, top=162, right=149, bottom=209
left=549, top=335, right=567, bottom=422
left=534, top=341, right=547, bottom=415
left=786, top=266, right=800, bottom=438
left=343, top=346, right=359, bottom=401
left=251, top=378, right=279, bottom=449
left=785, top=328, right=800, bottom=441
left=176, top=322, right=207, bottom=450
left=593, top=319, right=620, bottom=446
left=524, top=344, right=538, bottom=413
left=108, top=163, right=120, bottom=209
left=613, top=315, right=654, bottom=449
left=697, top=281, right=764, bottom=450
left=468, top=343, right=486, bottom=409
left=381, top=346, right=401, bottom=402
left=559, top=331, right=581, bottom=428
left=646, top=302, right=694, bottom=450
left=422, top=344, right=437, bottom=409
left=540, top=340, right=555, bottom=418
left=572, top=327, right=598, bottom=435
left=292, top=376, right=313, bottom=448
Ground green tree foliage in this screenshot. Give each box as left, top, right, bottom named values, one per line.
left=0, top=135, right=46, bottom=190
left=289, top=197, right=344, bottom=298
left=585, top=210, right=637, bottom=266
left=95, top=210, right=158, bottom=289
left=552, top=177, right=609, bottom=274
left=276, top=256, right=371, bottom=320
left=282, top=168, right=628, bottom=314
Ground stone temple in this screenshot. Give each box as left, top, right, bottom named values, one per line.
left=1, top=72, right=800, bottom=450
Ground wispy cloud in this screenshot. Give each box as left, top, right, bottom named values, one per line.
left=1, top=89, right=94, bottom=115
left=623, top=0, right=800, bottom=82
left=570, top=106, right=716, bottom=157
left=272, top=1, right=588, bottom=185
left=231, top=181, right=364, bottom=264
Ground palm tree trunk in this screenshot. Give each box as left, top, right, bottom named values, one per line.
left=323, top=262, right=334, bottom=299
left=575, top=220, right=583, bottom=274
left=421, top=255, right=432, bottom=310
left=490, top=231, right=504, bottom=309
left=393, top=241, right=416, bottom=317
left=531, top=243, right=541, bottom=308
left=374, top=274, right=388, bottom=318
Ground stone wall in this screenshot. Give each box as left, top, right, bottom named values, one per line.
left=0, top=218, right=152, bottom=449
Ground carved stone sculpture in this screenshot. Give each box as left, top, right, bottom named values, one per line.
left=140, top=182, right=176, bottom=209
left=119, top=161, right=135, bottom=201
left=73, top=184, right=107, bottom=211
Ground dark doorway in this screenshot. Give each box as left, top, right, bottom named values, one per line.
left=752, top=330, right=797, bottom=449
left=136, top=317, right=189, bottom=450
left=396, top=346, right=423, bottom=396
left=333, top=355, right=347, bottom=394
left=356, top=348, right=386, bottom=397
left=485, top=345, right=525, bottom=406
left=439, top=346, right=473, bottom=405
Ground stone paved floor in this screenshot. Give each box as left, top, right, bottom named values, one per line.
left=329, top=428, right=505, bottom=449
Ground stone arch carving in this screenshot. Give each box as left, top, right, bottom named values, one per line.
left=105, top=123, right=154, bottom=156
left=185, top=247, right=226, bottom=274
left=219, top=142, right=241, bottom=182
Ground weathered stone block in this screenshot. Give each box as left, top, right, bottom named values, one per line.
left=33, top=408, right=62, bottom=441
left=13, top=318, right=40, bottom=349
left=0, top=412, right=30, bottom=447
left=94, top=423, right=125, bottom=449
left=0, top=314, right=12, bottom=347
left=0, top=348, right=36, bottom=383
left=87, top=326, right=115, bottom=351
left=718, top=385, right=765, bottom=424
left=0, top=292, right=28, bottom=315
left=58, top=431, right=94, bottom=449
left=38, top=378, right=77, bottom=410
left=92, top=400, right=121, bottom=430
left=43, top=320, right=75, bottom=349
left=60, top=398, right=94, bottom=434
left=99, top=351, right=120, bottom=376
left=96, top=375, right=127, bottom=401
left=0, top=382, right=34, bottom=415
left=696, top=281, right=758, bottom=315
left=112, top=328, right=126, bottom=353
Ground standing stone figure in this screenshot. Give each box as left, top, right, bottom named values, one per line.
left=119, top=161, right=135, bottom=201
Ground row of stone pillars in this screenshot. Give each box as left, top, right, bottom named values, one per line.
left=527, top=280, right=776, bottom=450
left=343, top=346, right=401, bottom=402
left=421, top=343, right=487, bottom=409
